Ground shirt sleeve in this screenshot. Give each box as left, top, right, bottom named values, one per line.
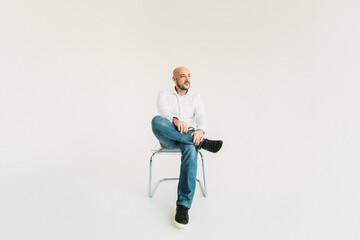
left=195, top=94, right=208, bottom=132
left=156, top=91, right=176, bottom=122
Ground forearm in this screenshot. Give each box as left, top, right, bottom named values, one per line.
left=195, top=95, right=207, bottom=132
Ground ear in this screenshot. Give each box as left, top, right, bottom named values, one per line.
left=172, top=76, right=176, bottom=83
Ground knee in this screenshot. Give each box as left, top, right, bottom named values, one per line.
left=151, top=115, right=168, bottom=130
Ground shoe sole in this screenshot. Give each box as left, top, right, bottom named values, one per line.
left=172, top=211, right=188, bottom=229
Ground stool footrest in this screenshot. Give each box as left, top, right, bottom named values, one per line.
left=148, top=178, right=207, bottom=198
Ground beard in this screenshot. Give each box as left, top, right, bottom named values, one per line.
left=176, top=80, right=191, bottom=91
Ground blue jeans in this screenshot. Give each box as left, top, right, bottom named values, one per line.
left=151, top=115, right=202, bottom=208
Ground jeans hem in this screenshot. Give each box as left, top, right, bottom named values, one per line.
left=176, top=201, right=191, bottom=209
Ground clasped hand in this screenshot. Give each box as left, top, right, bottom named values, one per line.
left=173, top=118, right=204, bottom=146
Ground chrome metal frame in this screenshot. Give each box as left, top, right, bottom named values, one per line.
left=148, top=148, right=207, bottom=198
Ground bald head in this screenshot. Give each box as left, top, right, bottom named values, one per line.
left=173, top=67, right=190, bottom=78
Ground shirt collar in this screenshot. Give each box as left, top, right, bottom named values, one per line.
left=170, top=86, right=193, bottom=96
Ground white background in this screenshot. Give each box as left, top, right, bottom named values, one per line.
left=1, top=0, right=359, bottom=239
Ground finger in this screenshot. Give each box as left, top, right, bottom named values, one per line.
left=191, top=132, right=194, bottom=136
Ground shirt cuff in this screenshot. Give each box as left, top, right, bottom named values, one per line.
left=197, top=126, right=207, bottom=133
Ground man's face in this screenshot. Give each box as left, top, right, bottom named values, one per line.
left=173, top=68, right=191, bottom=91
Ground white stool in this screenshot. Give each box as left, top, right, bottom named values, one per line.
left=148, top=144, right=207, bottom=198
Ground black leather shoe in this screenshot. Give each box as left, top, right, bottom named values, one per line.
left=201, top=139, right=223, bottom=153
left=174, top=205, right=189, bottom=228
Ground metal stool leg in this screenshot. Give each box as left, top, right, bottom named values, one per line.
left=149, top=151, right=207, bottom=198
left=149, top=152, right=157, bottom=198
left=197, top=151, right=207, bottom=197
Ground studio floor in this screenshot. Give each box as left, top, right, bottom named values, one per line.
left=1, top=147, right=358, bottom=240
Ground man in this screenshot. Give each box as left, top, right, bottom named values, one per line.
left=151, top=67, right=223, bottom=228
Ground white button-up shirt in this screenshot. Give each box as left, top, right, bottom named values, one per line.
left=156, top=88, right=208, bottom=132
